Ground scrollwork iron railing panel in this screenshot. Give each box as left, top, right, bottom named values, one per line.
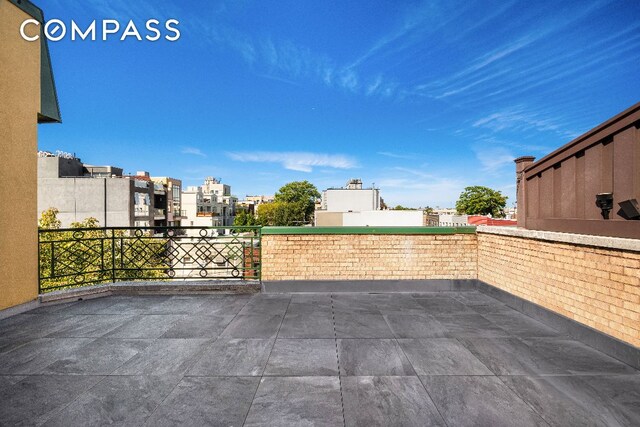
left=38, top=226, right=261, bottom=293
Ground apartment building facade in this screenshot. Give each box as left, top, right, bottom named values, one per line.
left=182, top=177, right=237, bottom=228
left=37, top=154, right=165, bottom=228
left=151, top=176, right=185, bottom=227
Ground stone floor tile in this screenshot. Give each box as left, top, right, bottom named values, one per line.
left=522, top=337, right=638, bottom=375
left=145, top=295, right=210, bottom=314
left=264, top=339, right=338, bottom=376
left=0, top=375, right=103, bottom=426
left=581, top=374, right=640, bottom=426
left=451, top=291, right=504, bottom=306
left=160, top=314, right=235, bottom=338
left=342, top=376, right=445, bottom=426
left=188, top=338, right=274, bottom=376
left=370, top=295, right=427, bottom=315
left=146, top=376, right=259, bottom=426
left=42, top=338, right=153, bottom=375
left=500, top=375, right=637, bottom=427
left=238, top=294, right=291, bottom=316
left=0, top=337, right=31, bottom=354
left=195, top=295, right=252, bottom=316
left=0, top=313, right=76, bottom=341
left=290, top=293, right=333, bottom=307
left=484, top=312, right=562, bottom=337
left=384, top=314, right=448, bottom=338
left=0, top=337, right=94, bottom=375
left=414, top=296, right=476, bottom=315
left=338, top=339, right=415, bottom=376
left=112, top=338, right=210, bottom=376
left=220, top=314, right=284, bottom=338
left=334, top=312, right=395, bottom=338
left=45, top=296, right=120, bottom=315
left=104, top=314, right=186, bottom=339
left=398, top=338, right=493, bottom=375
left=436, top=313, right=512, bottom=338
left=331, top=295, right=379, bottom=314
left=47, top=314, right=134, bottom=338
left=278, top=311, right=336, bottom=338
left=244, top=376, right=343, bottom=426
left=470, top=303, right=518, bottom=315
left=458, top=337, right=562, bottom=375
left=95, top=296, right=172, bottom=315
left=43, top=375, right=180, bottom=426
left=421, top=375, right=548, bottom=427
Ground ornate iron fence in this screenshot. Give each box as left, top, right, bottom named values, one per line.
left=38, top=226, right=261, bottom=293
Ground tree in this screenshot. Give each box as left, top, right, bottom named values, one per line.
left=256, top=201, right=307, bottom=226
left=273, top=181, right=320, bottom=225
left=455, top=186, right=507, bottom=217
left=39, top=207, right=62, bottom=229
left=391, top=205, right=416, bottom=210
left=38, top=208, right=167, bottom=292
left=233, top=210, right=257, bottom=227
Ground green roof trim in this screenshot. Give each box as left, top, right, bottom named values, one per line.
left=261, top=226, right=477, bottom=235
left=10, top=0, right=61, bottom=123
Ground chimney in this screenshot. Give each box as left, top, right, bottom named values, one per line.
left=514, top=156, right=535, bottom=228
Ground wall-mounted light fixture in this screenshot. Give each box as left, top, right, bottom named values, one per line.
left=595, top=193, right=614, bottom=219
left=618, top=199, right=640, bottom=220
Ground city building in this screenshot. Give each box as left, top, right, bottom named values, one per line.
left=1, top=0, right=61, bottom=311
left=37, top=154, right=164, bottom=228
left=182, top=177, right=237, bottom=228
left=202, top=177, right=237, bottom=225
left=237, top=195, right=275, bottom=215
left=320, top=178, right=381, bottom=212
left=151, top=176, right=186, bottom=227
left=182, top=185, right=223, bottom=228
left=316, top=179, right=423, bottom=226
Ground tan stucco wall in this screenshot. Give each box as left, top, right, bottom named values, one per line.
left=0, top=1, right=42, bottom=309
left=314, top=211, right=343, bottom=226
left=262, top=234, right=478, bottom=281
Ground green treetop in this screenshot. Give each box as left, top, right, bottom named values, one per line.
left=455, top=186, right=507, bottom=218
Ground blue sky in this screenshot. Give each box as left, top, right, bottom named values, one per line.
left=39, top=0, right=640, bottom=208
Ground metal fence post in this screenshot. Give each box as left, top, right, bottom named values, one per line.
left=111, top=229, right=116, bottom=283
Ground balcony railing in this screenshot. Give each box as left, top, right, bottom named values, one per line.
left=38, top=226, right=261, bottom=293
left=196, top=211, right=219, bottom=217
left=134, top=206, right=150, bottom=217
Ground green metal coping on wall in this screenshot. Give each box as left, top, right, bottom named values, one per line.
left=261, top=226, right=477, bottom=235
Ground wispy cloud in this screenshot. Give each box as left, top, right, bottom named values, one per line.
left=473, top=146, right=514, bottom=176
left=377, top=152, right=417, bottom=160
left=201, top=22, right=403, bottom=97
left=226, top=151, right=358, bottom=173
left=181, top=146, right=207, bottom=157
left=472, top=106, right=576, bottom=139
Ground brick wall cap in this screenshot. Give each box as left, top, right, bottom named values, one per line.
left=477, top=226, right=640, bottom=252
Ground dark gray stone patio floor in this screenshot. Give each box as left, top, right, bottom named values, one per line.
left=0, top=291, right=638, bottom=426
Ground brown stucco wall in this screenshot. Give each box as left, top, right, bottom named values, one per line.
left=261, top=233, right=478, bottom=281
left=478, top=228, right=640, bottom=347
left=0, top=1, right=42, bottom=309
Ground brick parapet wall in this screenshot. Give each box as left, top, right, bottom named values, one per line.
left=261, top=233, right=477, bottom=281
left=260, top=227, right=640, bottom=347
left=477, top=228, right=640, bottom=347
